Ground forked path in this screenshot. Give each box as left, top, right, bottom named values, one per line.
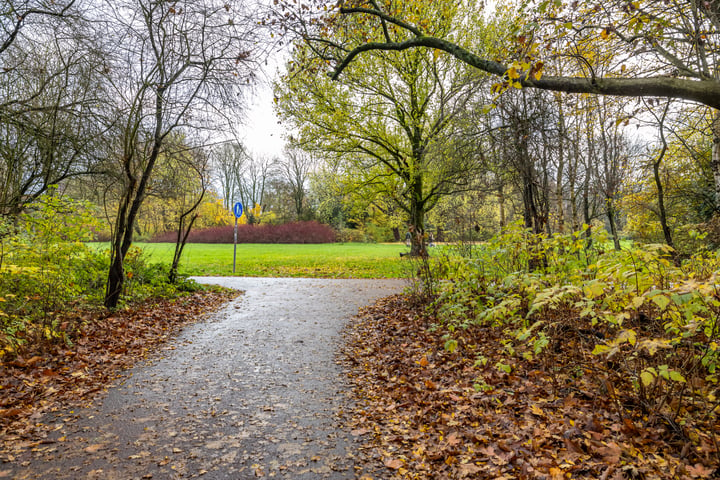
left=11, top=277, right=404, bottom=480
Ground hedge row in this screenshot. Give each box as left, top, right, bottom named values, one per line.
left=148, top=221, right=337, bottom=244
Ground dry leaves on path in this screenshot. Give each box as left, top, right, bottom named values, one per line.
left=341, top=295, right=718, bottom=480
left=0, top=289, right=239, bottom=454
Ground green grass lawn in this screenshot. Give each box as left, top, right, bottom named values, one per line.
left=125, top=242, right=412, bottom=278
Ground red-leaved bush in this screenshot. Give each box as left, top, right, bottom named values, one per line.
left=149, top=221, right=337, bottom=244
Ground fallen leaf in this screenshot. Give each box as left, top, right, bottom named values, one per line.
left=384, top=458, right=404, bottom=470
left=686, top=463, right=715, bottom=478
left=458, top=462, right=482, bottom=477
left=595, top=441, right=622, bottom=464
left=25, top=356, right=43, bottom=367
left=0, top=408, right=23, bottom=418
left=446, top=432, right=461, bottom=446
left=549, top=467, right=564, bottom=480
left=530, top=404, right=544, bottom=417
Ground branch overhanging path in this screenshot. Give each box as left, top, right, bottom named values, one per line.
left=329, top=8, right=720, bottom=110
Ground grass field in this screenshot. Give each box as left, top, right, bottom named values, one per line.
left=121, top=242, right=413, bottom=278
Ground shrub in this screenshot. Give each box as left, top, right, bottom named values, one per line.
left=0, top=195, right=106, bottom=353
left=336, top=228, right=367, bottom=243
left=0, top=195, right=199, bottom=358
left=362, top=223, right=395, bottom=243
left=425, top=222, right=720, bottom=463
left=149, top=221, right=337, bottom=244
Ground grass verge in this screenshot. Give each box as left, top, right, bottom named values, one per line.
left=91, top=242, right=411, bottom=278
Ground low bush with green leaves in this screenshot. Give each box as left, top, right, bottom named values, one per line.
left=0, top=194, right=198, bottom=357
left=426, top=221, right=720, bottom=459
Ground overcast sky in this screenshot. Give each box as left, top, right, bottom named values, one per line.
left=232, top=36, right=289, bottom=160
left=237, top=82, right=286, bottom=159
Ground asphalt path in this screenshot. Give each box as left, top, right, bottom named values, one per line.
left=9, top=277, right=404, bottom=480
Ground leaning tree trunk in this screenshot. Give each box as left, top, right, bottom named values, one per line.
left=105, top=131, right=164, bottom=309
left=105, top=172, right=137, bottom=309
left=169, top=213, right=198, bottom=284
left=105, top=173, right=154, bottom=308
left=169, top=181, right=206, bottom=284
left=653, top=155, right=674, bottom=249
left=654, top=104, right=674, bottom=250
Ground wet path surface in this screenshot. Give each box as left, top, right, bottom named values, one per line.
left=9, top=277, right=404, bottom=480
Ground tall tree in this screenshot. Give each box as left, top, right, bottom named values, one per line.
left=279, top=0, right=720, bottom=208
left=278, top=145, right=315, bottom=220
left=235, top=151, right=275, bottom=225
left=102, top=0, right=257, bottom=308
left=275, top=0, right=485, bottom=256
left=213, top=142, right=247, bottom=210
left=0, top=0, right=107, bottom=216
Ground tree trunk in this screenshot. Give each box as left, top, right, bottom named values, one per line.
left=521, top=165, right=544, bottom=235
left=105, top=117, right=165, bottom=308
left=583, top=116, right=594, bottom=248
left=653, top=156, right=674, bottom=249
left=169, top=213, right=198, bottom=284
left=408, top=173, right=427, bottom=257
left=522, top=178, right=541, bottom=233
left=104, top=170, right=136, bottom=309
left=105, top=176, right=152, bottom=308
left=555, top=98, right=566, bottom=232
left=392, top=227, right=400, bottom=242
left=646, top=102, right=674, bottom=249
left=654, top=118, right=674, bottom=249
left=583, top=176, right=592, bottom=248
left=169, top=183, right=206, bottom=283
left=542, top=159, right=551, bottom=236
left=606, top=198, right=621, bottom=250
left=599, top=120, right=620, bottom=251
left=713, top=110, right=720, bottom=212
left=568, top=143, right=579, bottom=230
left=498, top=184, right=506, bottom=229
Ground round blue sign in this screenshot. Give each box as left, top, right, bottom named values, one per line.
left=233, top=202, right=243, bottom=218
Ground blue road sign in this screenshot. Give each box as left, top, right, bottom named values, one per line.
left=233, top=202, right=243, bottom=218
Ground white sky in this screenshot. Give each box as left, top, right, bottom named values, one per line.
left=237, top=80, right=287, bottom=159
left=235, top=0, right=499, bottom=160
left=233, top=37, right=290, bottom=160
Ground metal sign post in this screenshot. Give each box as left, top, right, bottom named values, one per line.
left=233, top=202, right=243, bottom=274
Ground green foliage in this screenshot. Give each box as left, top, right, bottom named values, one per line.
left=275, top=0, right=486, bottom=256
left=431, top=221, right=600, bottom=329
left=0, top=195, right=198, bottom=358
left=0, top=195, right=103, bottom=353
left=121, top=246, right=200, bottom=300
left=336, top=228, right=369, bottom=243
left=429, top=222, right=720, bottom=444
